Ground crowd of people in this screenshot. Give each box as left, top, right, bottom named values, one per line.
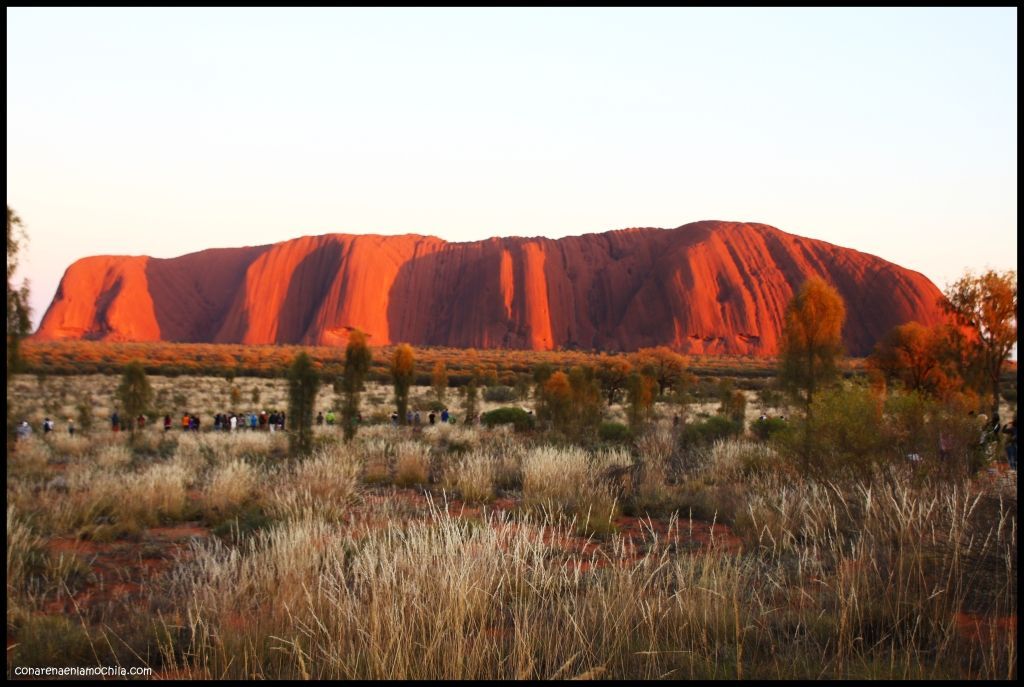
left=389, top=408, right=456, bottom=426
left=160, top=411, right=289, bottom=433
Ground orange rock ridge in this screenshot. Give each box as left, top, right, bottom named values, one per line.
left=35, top=221, right=948, bottom=355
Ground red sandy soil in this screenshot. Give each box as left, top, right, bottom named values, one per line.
left=954, top=612, right=1017, bottom=646
left=41, top=524, right=209, bottom=616
left=35, top=221, right=946, bottom=356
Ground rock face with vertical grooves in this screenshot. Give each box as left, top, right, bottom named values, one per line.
left=34, top=221, right=948, bottom=356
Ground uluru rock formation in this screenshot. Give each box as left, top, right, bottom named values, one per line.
left=35, top=221, right=948, bottom=356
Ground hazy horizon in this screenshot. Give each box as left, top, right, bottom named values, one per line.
left=7, top=7, right=1017, bottom=331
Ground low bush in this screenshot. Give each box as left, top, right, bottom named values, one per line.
left=598, top=422, right=632, bottom=443
left=481, top=407, right=534, bottom=431
left=680, top=415, right=742, bottom=447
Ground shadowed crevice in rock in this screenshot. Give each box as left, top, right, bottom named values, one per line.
left=146, top=245, right=270, bottom=342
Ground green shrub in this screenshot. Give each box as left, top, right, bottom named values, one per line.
left=481, top=407, right=534, bottom=431
left=751, top=417, right=787, bottom=441
left=680, top=415, right=741, bottom=447
left=777, top=382, right=885, bottom=480
left=598, top=422, right=632, bottom=443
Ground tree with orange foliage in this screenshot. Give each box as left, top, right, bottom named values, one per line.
left=779, top=278, right=846, bottom=472
left=567, top=365, right=604, bottom=435
left=942, top=270, right=1017, bottom=420
left=868, top=322, right=958, bottom=396
left=626, top=371, right=657, bottom=429
left=391, top=343, right=416, bottom=426
left=633, top=346, right=688, bottom=397
left=780, top=278, right=846, bottom=414
left=537, top=370, right=573, bottom=431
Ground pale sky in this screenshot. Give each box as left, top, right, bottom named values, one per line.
left=7, top=7, right=1018, bottom=331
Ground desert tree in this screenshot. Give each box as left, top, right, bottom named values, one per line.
left=287, top=351, right=320, bottom=456
left=779, top=278, right=846, bottom=413
left=532, top=362, right=555, bottom=399
left=633, top=346, right=688, bottom=397
left=431, top=360, right=448, bottom=404
left=537, top=370, right=573, bottom=431
left=718, top=387, right=748, bottom=427
left=117, top=361, right=153, bottom=432
left=779, top=278, right=846, bottom=470
left=568, top=365, right=604, bottom=436
left=942, top=269, right=1017, bottom=419
left=868, top=321, right=958, bottom=396
left=340, top=329, right=372, bottom=441
left=7, top=206, right=32, bottom=434
left=391, top=343, right=416, bottom=425
left=626, top=371, right=657, bottom=429
left=459, top=361, right=483, bottom=423
left=513, top=372, right=532, bottom=401
left=597, top=354, right=633, bottom=406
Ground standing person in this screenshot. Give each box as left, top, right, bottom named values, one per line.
left=259, top=411, right=268, bottom=431
left=182, top=413, right=190, bottom=431
left=939, top=431, right=951, bottom=462
left=164, top=414, right=172, bottom=432
left=440, top=408, right=449, bottom=424
left=230, top=413, right=238, bottom=432
left=43, top=417, right=53, bottom=434
left=1003, top=415, right=1017, bottom=471
left=428, top=411, right=436, bottom=425
left=67, top=418, right=75, bottom=436
left=112, top=411, right=120, bottom=433
left=406, top=409, right=414, bottom=425
left=414, top=411, right=421, bottom=426
left=269, top=412, right=276, bottom=433
left=137, top=414, right=146, bottom=430
left=316, top=411, right=324, bottom=426
left=17, top=420, right=32, bottom=440
left=279, top=411, right=286, bottom=431
left=250, top=412, right=258, bottom=431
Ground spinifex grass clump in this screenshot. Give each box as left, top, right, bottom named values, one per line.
left=522, top=446, right=619, bottom=534
left=205, top=459, right=259, bottom=514
left=268, top=446, right=362, bottom=521
left=446, top=450, right=496, bottom=503
left=394, top=441, right=430, bottom=487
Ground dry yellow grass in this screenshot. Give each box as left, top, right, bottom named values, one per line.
left=5, top=373, right=1018, bottom=680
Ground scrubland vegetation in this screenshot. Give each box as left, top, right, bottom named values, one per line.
left=6, top=367, right=1016, bottom=680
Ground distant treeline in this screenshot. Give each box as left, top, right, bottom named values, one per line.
left=23, top=339, right=785, bottom=386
